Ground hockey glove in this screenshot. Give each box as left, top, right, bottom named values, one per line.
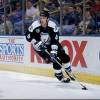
left=50, top=50, right=57, bottom=62
left=50, top=45, right=58, bottom=62
left=31, top=39, right=46, bottom=51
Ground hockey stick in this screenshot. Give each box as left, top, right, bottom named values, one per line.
left=45, top=49, right=88, bottom=90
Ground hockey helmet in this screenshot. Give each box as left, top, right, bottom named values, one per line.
left=40, top=10, right=49, bottom=18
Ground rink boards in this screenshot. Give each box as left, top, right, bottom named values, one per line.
left=0, top=36, right=100, bottom=84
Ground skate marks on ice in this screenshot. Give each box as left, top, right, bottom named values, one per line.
left=20, top=77, right=85, bottom=90
left=0, top=90, right=3, bottom=98
left=0, top=71, right=100, bottom=99
left=0, top=70, right=100, bottom=91
left=7, top=71, right=86, bottom=90
left=8, top=71, right=96, bottom=91
left=5, top=70, right=100, bottom=91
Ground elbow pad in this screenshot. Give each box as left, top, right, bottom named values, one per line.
left=25, top=30, right=32, bottom=42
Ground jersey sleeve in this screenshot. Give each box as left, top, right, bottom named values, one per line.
left=25, top=20, right=40, bottom=42
left=25, top=28, right=33, bottom=42
left=51, top=31, right=59, bottom=46
left=48, top=20, right=59, bottom=45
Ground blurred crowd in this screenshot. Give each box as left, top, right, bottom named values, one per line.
left=0, top=0, right=100, bottom=36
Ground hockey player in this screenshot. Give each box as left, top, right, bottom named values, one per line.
left=25, top=10, right=72, bottom=83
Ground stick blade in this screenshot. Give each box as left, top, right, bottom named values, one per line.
left=82, top=86, right=88, bottom=90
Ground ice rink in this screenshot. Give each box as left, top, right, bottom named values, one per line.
left=0, top=71, right=100, bottom=99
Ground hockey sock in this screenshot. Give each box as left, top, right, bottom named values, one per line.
left=63, top=62, right=72, bottom=73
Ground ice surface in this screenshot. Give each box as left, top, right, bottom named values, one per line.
left=0, top=71, right=100, bottom=99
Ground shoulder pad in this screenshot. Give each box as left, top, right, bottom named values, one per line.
left=28, top=20, right=40, bottom=32
left=48, top=20, right=59, bottom=32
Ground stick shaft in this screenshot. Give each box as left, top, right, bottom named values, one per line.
left=45, top=49, right=87, bottom=90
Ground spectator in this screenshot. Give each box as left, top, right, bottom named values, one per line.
left=86, top=0, right=94, bottom=6
left=75, top=6, right=83, bottom=25
left=9, top=2, right=24, bottom=35
left=71, top=0, right=82, bottom=4
left=45, top=0, right=59, bottom=11
left=78, top=10, right=96, bottom=35
left=25, top=0, right=39, bottom=21
left=62, top=0, right=72, bottom=4
left=0, top=15, right=13, bottom=35
left=62, top=6, right=77, bottom=35
left=61, top=0, right=82, bottom=4
left=9, top=2, right=24, bottom=23
left=30, top=0, right=39, bottom=4
left=91, top=0, right=100, bottom=33
left=0, top=0, right=99, bottom=36
left=91, top=0, right=100, bottom=13
left=24, top=0, right=39, bottom=32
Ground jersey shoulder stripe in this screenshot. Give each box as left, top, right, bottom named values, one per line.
left=28, top=20, right=40, bottom=32
left=48, top=20, right=59, bottom=32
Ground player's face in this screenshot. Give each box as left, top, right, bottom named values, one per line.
left=40, top=16, right=48, bottom=28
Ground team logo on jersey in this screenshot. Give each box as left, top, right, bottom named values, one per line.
left=36, top=29, right=40, bottom=33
